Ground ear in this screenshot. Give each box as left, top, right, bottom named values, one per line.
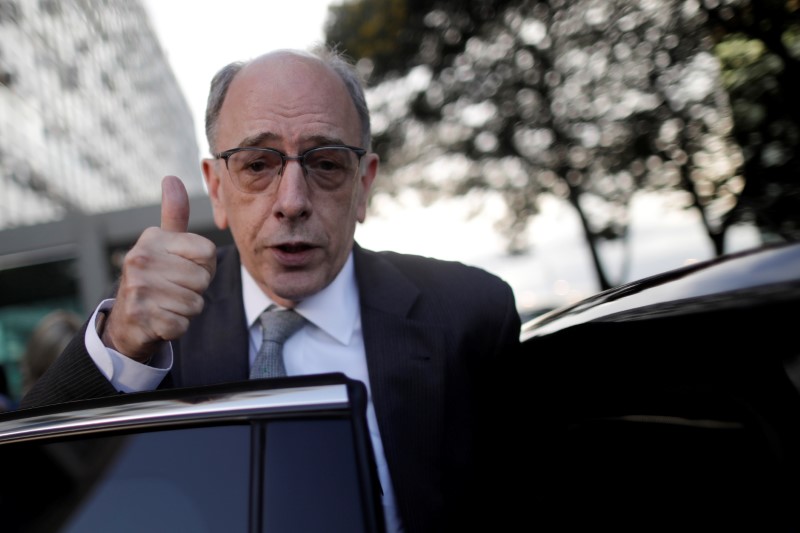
left=202, top=158, right=229, bottom=230
left=356, top=153, right=380, bottom=223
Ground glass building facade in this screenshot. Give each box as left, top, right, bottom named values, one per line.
left=0, top=0, right=201, bottom=229
left=0, top=0, right=212, bottom=404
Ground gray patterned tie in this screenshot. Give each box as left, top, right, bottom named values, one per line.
left=250, top=307, right=306, bottom=379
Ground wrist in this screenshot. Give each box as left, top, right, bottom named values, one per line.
left=97, top=312, right=119, bottom=353
left=96, top=307, right=156, bottom=365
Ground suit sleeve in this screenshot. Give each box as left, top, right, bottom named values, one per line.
left=19, top=320, right=119, bottom=410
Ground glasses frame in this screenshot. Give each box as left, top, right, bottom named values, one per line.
left=214, top=144, right=367, bottom=193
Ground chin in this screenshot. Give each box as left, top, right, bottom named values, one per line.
left=269, top=274, right=326, bottom=305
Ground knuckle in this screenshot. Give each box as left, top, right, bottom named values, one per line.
left=202, top=265, right=215, bottom=285
left=162, top=315, right=189, bottom=339
left=124, top=248, right=153, bottom=271
left=202, top=239, right=217, bottom=258
left=124, top=299, right=151, bottom=326
left=189, top=294, right=206, bottom=315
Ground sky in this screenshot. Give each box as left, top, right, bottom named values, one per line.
left=141, top=0, right=334, bottom=156
left=140, top=1, right=758, bottom=313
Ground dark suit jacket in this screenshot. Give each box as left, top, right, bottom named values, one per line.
left=22, top=243, right=522, bottom=533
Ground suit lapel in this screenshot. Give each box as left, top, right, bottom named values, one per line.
left=353, top=245, right=448, bottom=530
left=174, top=246, right=250, bottom=386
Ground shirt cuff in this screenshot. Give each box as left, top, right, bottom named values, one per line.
left=85, top=299, right=173, bottom=393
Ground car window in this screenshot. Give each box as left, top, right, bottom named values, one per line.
left=260, top=419, right=369, bottom=533
left=1, top=419, right=382, bottom=533
left=2, top=425, right=250, bottom=533
left=64, top=425, right=250, bottom=533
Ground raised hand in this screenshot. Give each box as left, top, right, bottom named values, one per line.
left=101, top=176, right=217, bottom=362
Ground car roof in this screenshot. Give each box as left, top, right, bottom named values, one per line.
left=521, top=240, right=800, bottom=340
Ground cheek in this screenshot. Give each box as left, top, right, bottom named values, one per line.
left=221, top=189, right=267, bottom=241
left=226, top=195, right=265, bottom=231
left=322, top=188, right=362, bottom=231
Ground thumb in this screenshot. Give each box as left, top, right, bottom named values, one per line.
left=160, top=175, right=190, bottom=233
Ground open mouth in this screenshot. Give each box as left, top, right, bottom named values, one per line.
left=276, top=243, right=313, bottom=253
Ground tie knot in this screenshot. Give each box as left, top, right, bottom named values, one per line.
left=259, top=308, right=306, bottom=344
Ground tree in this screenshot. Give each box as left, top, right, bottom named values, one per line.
left=326, top=0, right=797, bottom=290
left=702, top=0, right=800, bottom=247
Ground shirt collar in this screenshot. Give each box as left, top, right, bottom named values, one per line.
left=241, top=251, right=359, bottom=345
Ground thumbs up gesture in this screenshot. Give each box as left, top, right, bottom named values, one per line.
left=160, top=174, right=192, bottom=233
left=101, top=176, right=217, bottom=362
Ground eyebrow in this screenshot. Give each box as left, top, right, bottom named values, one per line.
left=236, top=132, right=350, bottom=150
left=237, top=132, right=279, bottom=148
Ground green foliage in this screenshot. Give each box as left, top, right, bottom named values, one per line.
left=703, top=0, right=800, bottom=242
left=325, top=0, right=411, bottom=71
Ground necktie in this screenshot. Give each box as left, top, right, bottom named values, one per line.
left=250, top=307, right=306, bottom=379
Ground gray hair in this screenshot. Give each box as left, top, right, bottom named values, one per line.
left=204, top=45, right=371, bottom=154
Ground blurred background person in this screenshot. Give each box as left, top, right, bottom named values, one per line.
left=0, top=365, right=13, bottom=411
left=19, top=310, right=82, bottom=398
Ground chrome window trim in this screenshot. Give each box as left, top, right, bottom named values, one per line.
left=0, top=383, right=349, bottom=444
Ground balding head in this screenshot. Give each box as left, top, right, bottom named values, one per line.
left=204, top=46, right=371, bottom=155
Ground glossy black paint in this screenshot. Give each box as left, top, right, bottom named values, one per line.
left=517, top=242, right=800, bottom=531
left=2, top=243, right=799, bottom=532
left=0, top=373, right=386, bottom=533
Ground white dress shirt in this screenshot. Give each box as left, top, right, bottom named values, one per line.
left=85, top=251, right=403, bottom=532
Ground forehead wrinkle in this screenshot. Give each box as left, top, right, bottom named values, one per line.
left=221, top=55, right=361, bottom=149
left=239, top=132, right=280, bottom=148
left=237, top=128, right=349, bottom=151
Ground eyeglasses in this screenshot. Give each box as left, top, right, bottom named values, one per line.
left=214, top=145, right=366, bottom=194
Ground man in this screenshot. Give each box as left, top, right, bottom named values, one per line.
left=23, top=46, right=522, bottom=532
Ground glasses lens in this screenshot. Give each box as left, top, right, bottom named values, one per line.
left=304, top=147, right=359, bottom=190
left=227, top=149, right=283, bottom=193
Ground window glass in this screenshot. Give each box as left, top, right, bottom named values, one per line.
left=262, top=419, right=366, bottom=533
left=0, top=424, right=250, bottom=532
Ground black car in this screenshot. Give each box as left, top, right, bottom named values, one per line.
left=0, top=373, right=385, bottom=533
left=517, top=240, right=800, bottom=531
left=1, top=242, right=799, bottom=532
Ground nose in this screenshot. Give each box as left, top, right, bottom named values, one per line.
left=272, top=158, right=311, bottom=221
